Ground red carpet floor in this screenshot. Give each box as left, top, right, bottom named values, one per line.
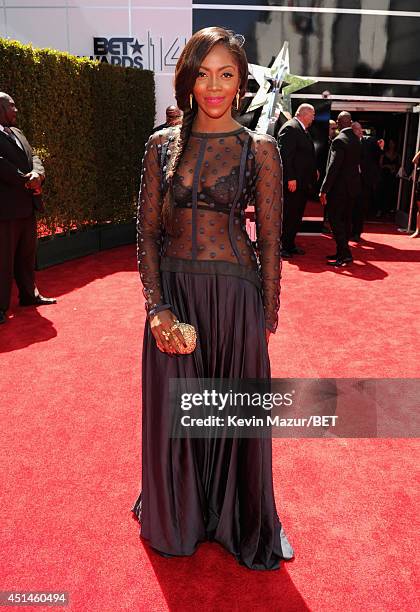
left=0, top=225, right=419, bottom=611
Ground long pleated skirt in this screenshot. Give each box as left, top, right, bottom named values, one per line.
left=131, top=257, right=293, bottom=570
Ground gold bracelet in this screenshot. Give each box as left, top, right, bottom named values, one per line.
left=150, top=315, right=161, bottom=328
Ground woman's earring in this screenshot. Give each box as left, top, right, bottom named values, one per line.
left=189, top=94, right=193, bottom=110
left=235, top=91, right=240, bottom=111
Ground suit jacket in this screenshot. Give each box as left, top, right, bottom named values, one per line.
left=0, top=127, right=45, bottom=220
left=360, top=136, right=381, bottom=187
left=321, top=127, right=362, bottom=199
left=277, top=117, right=317, bottom=193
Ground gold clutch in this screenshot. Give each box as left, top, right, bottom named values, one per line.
left=170, top=321, right=197, bottom=354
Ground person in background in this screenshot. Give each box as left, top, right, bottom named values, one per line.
left=329, top=119, right=338, bottom=141
left=351, top=121, right=383, bottom=241
left=277, top=103, right=318, bottom=258
left=152, top=105, right=183, bottom=133
left=0, top=92, right=56, bottom=325
left=319, top=119, right=338, bottom=233
left=376, top=138, right=400, bottom=218
left=317, top=119, right=338, bottom=188
left=319, top=111, right=361, bottom=267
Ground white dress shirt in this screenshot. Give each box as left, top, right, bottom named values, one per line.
left=296, top=117, right=307, bottom=132
left=0, top=124, right=25, bottom=151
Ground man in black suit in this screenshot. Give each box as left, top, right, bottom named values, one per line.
left=320, top=111, right=362, bottom=267
left=277, top=103, right=318, bottom=257
left=351, top=121, right=383, bottom=241
left=152, top=105, right=182, bottom=133
left=0, top=92, right=56, bottom=324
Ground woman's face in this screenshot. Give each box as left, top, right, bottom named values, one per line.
left=192, top=43, right=240, bottom=121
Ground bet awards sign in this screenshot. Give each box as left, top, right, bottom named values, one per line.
left=91, top=34, right=186, bottom=70
left=92, top=37, right=144, bottom=68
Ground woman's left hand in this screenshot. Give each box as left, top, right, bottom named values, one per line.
left=149, top=309, right=187, bottom=354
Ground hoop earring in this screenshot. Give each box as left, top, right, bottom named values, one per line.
left=235, top=91, right=240, bottom=111
left=189, top=94, right=193, bottom=110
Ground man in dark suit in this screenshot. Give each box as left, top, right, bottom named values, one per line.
left=351, top=121, right=383, bottom=241
left=277, top=103, right=318, bottom=257
left=0, top=92, right=56, bottom=324
left=320, top=111, right=362, bottom=267
left=152, top=105, right=182, bottom=133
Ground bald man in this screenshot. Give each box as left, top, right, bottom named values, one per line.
left=320, top=112, right=362, bottom=266
left=277, top=103, right=318, bottom=257
left=152, top=105, right=183, bottom=133
left=0, top=92, right=56, bottom=324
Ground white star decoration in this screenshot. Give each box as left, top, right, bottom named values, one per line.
left=247, top=42, right=317, bottom=134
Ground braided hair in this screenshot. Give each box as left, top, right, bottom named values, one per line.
left=162, top=27, right=248, bottom=235
left=161, top=107, right=195, bottom=236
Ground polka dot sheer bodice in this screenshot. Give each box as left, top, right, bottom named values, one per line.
left=137, top=126, right=283, bottom=333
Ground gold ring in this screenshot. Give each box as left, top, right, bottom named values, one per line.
left=161, top=330, right=171, bottom=341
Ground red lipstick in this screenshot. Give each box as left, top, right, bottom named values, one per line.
left=205, top=97, right=225, bottom=105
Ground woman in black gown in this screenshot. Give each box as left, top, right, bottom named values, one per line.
left=131, top=27, right=294, bottom=570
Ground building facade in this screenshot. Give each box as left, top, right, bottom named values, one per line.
left=0, top=0, right=193, bottom=123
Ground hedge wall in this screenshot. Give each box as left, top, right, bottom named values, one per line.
left=0, top=38, right=155, bottom=234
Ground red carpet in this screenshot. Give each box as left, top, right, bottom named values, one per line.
left=0, top=225, right=418, bottom=611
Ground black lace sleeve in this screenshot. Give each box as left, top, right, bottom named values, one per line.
left=253, top=134, right=283, bottom=333
left=136, top=131, right=170, bottom=315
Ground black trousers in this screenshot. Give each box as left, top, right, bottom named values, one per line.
left=0, top=214, right=39, bottom=312
left=328, top=195, right=355, bottom=260
left=282, top=189, right=307, bottom=251
left=352, top=182, right=375, bottom=237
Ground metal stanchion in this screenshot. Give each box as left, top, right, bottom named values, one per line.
left=397, top=112, right=409, bottom=211
left=407, top=163, right=418, bottom=233
left=400, top=112, right=420, bottom=233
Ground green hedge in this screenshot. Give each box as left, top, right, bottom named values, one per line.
left=0, top=38, right=155, bottom=234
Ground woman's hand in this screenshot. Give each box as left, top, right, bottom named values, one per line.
left=266, top=328, right=271, bottom=344
left=149, top=309, right=188, bottom=354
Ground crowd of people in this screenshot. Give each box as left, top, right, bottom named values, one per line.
left=275, top=103, right=417, bottom=267
left=276, top=105, right=362, bottom=266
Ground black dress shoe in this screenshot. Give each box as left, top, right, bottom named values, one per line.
left=326, top=253, right=338, bottom=260
left=290, top=246, right=305, bottom=255
left=0, top=310, right=6, bottom=324
left=281, top=249, right=294, bottom=258
left=327, top=258, right=351, bottom=267
left=20, top=295, right=57, bottom=307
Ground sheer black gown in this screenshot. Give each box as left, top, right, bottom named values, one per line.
left=131, top=125, right=294, bottom=570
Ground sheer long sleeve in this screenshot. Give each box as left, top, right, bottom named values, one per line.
left=254, top=135, right=283, bottom=333
left=136, top=132, right=169, bottom=315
